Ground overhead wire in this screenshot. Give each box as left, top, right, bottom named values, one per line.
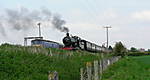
left=84, top=0, right=100, bottom=16
left=79, top=0, right=99, bottom=23
left=79, top=0, right=105, bottom=45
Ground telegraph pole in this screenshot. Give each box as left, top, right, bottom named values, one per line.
left=104, top=26, right=111, bottom=48
left=37, top=23, right=41, bottom=37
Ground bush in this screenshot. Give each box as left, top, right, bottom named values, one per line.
left=113, top=42, right=127, bottom=57
left=128, top=52, right=150, bottom=56
left=130, top=47, right=138, bottom=52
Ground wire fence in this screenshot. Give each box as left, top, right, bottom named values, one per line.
left=1, top=45, right=121, bottom=80
left=48, top=56, right=121, bottom=80
left=80, top=56, right=121, bottom=80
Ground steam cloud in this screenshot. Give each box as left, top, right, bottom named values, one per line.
left=0, top=7, right=69, bottom=36
left=0, top=23, right=6, bottom=36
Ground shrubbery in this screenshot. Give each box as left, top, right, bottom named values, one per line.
left=128, top=52, right=150, bottom=56
left=113, top=42, right=127, bottom=57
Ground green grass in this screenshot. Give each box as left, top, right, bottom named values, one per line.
left=0, top=44, right=104, bottom=80
left=132, top=56, right=150, bottom=64
left=102, top=56, right=150, bottom=80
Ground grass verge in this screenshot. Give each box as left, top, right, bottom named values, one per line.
left=0, top=44, right=104, bottom=80
left=102, top=56, right=150, bottom=80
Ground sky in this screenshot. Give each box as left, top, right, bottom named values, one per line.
left=0, top=0, right=150, bottom=49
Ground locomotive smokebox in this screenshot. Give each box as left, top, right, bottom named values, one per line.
left=63, top=32, right=72, bottom=47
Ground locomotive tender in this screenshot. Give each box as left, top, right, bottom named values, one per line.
left=62, top=33, right=102, bottom=52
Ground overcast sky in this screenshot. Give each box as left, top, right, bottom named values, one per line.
left=0, top=0, right=150, bottom=49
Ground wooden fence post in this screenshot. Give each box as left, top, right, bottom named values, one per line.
left=80, top=68, right=84, bottom=80
left=48, top=71, right=58, bottom=80
left=99, top=60, right=102, bottom=80
left=86, top=62, right=92, bottom=80
left=94, top=60, right=99, bottom=80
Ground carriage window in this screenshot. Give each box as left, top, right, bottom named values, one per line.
left=82, top=42, right=84, bottom=45
left=33, top=41, right=41, bottom=44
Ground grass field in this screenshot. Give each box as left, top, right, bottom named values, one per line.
left=102, top=55, right=150, bottom=80
left=2, top=44, right=149, bottom=80
left=132, top=56, right=150, bottom=64
left=0, top=44, right=106, bottom=80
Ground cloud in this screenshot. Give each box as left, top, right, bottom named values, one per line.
left=102, top=9, right=118, bottom=19
left=67, top=22, right=105, bottom=44
left=65, top=9, right=150, bottom=49
left=0, top=4, right=149, bottom=49
left=132, top=10, right=150, bottom=21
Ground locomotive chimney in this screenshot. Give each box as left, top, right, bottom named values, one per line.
left=66, top=32, right=69, bottom=37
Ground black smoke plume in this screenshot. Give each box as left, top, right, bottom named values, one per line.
left=0, top=7, right=69, bottom=36
left=52, top=14, right=69, bottom=33
left=5, top=7, right=51, bottom=31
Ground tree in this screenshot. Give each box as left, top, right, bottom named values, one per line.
left=113, top=42, right=127, bottom=57
left=130, top=47, right=138, bottom=52
left=148, top=49, right=150, bottom=52
left=108, top=45, right=113, bottom=51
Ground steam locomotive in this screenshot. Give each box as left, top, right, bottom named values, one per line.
left=62, top=33, right=103, bottom=52
left=31, top=33, right=105, bottom=52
